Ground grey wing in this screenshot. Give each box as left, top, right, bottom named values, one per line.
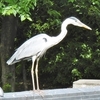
left=16, top=34, right=49, bottom=59
left=7, top=34, right=50, bottom=65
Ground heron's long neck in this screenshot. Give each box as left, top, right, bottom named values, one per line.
left=52, top=19, right=69, bottom=45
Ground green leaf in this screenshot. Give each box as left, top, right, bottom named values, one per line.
left=68, top=0, right=76, bottom=3
left=20, top=14, right=32, bottom=21
left=33, top=0, right=37, bottom=6
left=47, top=9, right=61, bottom=18
left=20, top=15, right=26, bottom=21
left=27, top=17, right=32, bottom=21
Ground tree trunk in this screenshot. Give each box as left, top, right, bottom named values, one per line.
left=0, top=15, right=17, bottom=92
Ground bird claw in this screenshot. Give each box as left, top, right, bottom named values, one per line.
left=34, top=90, right=44, bottom=97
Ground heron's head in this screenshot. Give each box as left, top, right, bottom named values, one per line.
left=68, top=17, right=92, bottom=30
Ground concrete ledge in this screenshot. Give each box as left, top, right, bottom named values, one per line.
left=73, top=79, right=100, bottom=88
left=0, top=86, right=100, bottom=100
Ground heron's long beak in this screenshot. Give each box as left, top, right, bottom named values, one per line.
left=81, top=23, right=92, bottom=30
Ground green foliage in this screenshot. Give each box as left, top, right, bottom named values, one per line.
left=80, top=43, right=92, bottom=59
left=71, top=68, right=82, bottom=81
left=0, top=0, right=37, bottom=21
left=3, top=83, right=11, bottom=92
left=47, top=9, right=61, bottom=18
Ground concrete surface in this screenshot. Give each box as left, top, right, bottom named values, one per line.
left=73, top=79, right=100, bottom=88
left=0, top=86, right=100, bottom=100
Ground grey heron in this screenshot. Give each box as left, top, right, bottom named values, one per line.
left=7, top=17, right=92, bottom=91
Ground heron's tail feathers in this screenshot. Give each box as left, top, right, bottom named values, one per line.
left=6, top=53, right=20, bottom=65
left=6, top=58, right=14, bottom=65
left=7, top=57, right=20, bottom=65
left=6, top=57, right=15, bottom=65
left=6, top=60, right=11, bottom=65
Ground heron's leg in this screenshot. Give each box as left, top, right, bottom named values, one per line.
left=35, top=58, right=40, bottom=90
left=35, top=58, right=44, bottom=97
left=31, top=56, right=36, bottom=91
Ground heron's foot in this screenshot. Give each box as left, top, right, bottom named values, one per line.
left=34, top=89, right=44, bottom=97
